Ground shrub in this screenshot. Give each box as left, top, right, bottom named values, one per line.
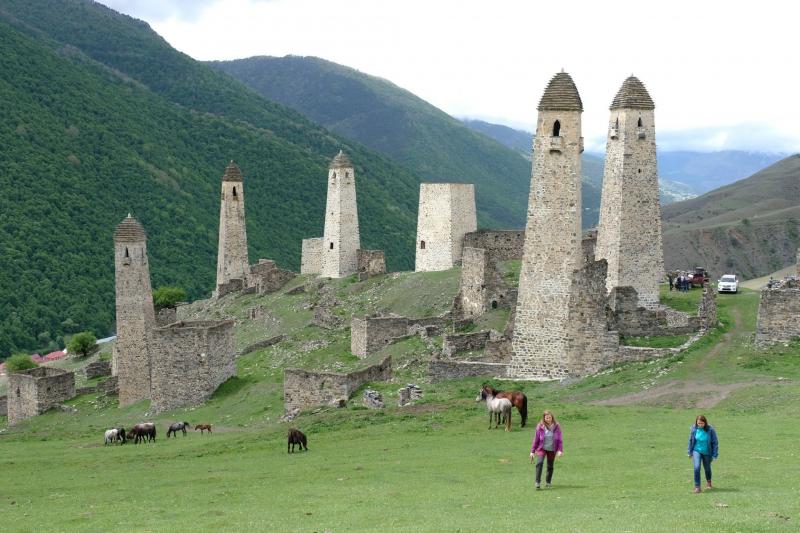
left=5, top=353, right=38, bottom=372
left=153, top=286, right=187, bottom=310
left=67, top=331, right=99, bottom=358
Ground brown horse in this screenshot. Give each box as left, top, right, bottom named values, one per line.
left=482, top=385, right=528, bottom=428
left=195, top=424, right=212, bottom=435
left=287, top=428, right=308, bottom=453
left=130, top=423, right=156, bottom=444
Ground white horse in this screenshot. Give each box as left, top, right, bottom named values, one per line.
left=476, top=387, right=512, bottom=431
left=104, top=428, right=119, bottom=445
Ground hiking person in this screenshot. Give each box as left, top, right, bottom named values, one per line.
left=667, top=273, right=675, bottom=291
left=687, top=414, right=719, bottom=493
left=529, top=410, right=563, bottom=489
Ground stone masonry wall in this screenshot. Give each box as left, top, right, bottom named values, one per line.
left=84, top=360, right=112, bottom=379
left=351, top=317, right=412, bottom=358
left=442, top=331, right=491, bottom=357
left=457, top=247, right=516, bottom=319
left=510, top=106, right=584, bottom=379
left=249, top=259, right=296, bottom=294
left=463, top=230, right=525, bottom=261
left=283, top=356, right=392, bottom=412
left=301, top=238, right=323, bottom=275
left=756, top=282, right=800, bottom=345
left=357, top=249, right=386, bottom=280
left=0, top=395, right=7, bottom=417
left=321, top=158, right=361, bottom=278
left=150, top=320, right=236, bottom=414
left=7, top=367, right=75, bottom=425
left=415, top=183, right=477, bottom=272
left=595, top=105, right=663, bottom=309
left=428, top=360, right=508, bottom=383
left=156, top=307, right=178, bottom=326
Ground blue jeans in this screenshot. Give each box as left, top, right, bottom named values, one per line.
left=692, top=451, right=712, bottom=486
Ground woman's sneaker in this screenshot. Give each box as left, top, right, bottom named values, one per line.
left=535, top=483, right=541, bottom=490
left=693, top=487, right=702, bottom=493
left=706, top=481, right=713, bottom=490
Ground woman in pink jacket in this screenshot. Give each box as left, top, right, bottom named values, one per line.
left=529, top=410, right=563, bottom=489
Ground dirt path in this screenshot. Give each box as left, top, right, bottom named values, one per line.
left=695, top=305, right=741, bottom=372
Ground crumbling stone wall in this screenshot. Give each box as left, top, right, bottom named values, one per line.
left=283, top=356, right=392, bottom=412
left=248, top=259, right=296, bottom=293
left=463, top=230, right=524, bottom=261
left=301, top=238, right=323, bottom=275
left=0, top=395, right=7, bottom=417
left=7, top=367, right=75, bottom=425
left=357, top=249, right=386, bottom=280
left=150, top=320, right=236, bottom=414
left=442, top=331, right=491, bottom=357
left=457, top=247, right=516, bottom=319
left=698, top=287, right=717, bottom=330
left=415, top=183, right=477, bottom=272
left=756, top=280, right=800, bottom=345
left=215, top=278, right=243, bottom=298
left=156, top=307, right=178, bottom=326
left=84, top=360, right=112, bottom=379
left=351, top=317, right=412, bottom=358
left=428, top=360, right=507, bottom=383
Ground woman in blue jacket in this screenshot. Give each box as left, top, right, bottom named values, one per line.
left=687, top=414, right=719, bottom=493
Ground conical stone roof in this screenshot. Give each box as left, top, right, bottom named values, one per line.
left=114, top=214, right=146, bottom=242
left=329, top=150, right=353, bottom=169
left=537, top=71, right=583, bottom=112
left=610, top=76, right=655, bottom=110
left=222, top=160, right=243, bottom=182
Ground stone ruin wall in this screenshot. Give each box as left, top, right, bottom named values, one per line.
left=351, top=315, right=450, bottom=358
left=283, top=356, right=392, bottom=413
left=463, top=230, right=524, bottom=261
left=457, top=246, right=516, bottom=319
left=150, top=320, right=236, bottom=414
left=428, top=360, right=507, bottom=383
left=84, top=360, right=112, bottom=379
left=756, top=280, right=800, bottom=345
left=415, top=183, right=477, bottom=272
left=0, top=395, right=7, bottom=417
left=301, top=238, right=323, bottom=275
left=6, top=367, right=75, bottom=425
left=357, top=249, right=386, bottom=280
left=249, top=259, right=296, bottom=294
left=156, top=307, right=178, bottom=326
left=595, top=107, right=663, bottom=310
left=442, top=331, right=491, bottom=357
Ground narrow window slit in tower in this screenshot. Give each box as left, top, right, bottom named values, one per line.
left=232, top=186, right=237, bottom=197
left=552, top=120, right=561, bottom=137
left=329, top=242, right=334, bottom=250
left=420, top=240, right=426, bottom=250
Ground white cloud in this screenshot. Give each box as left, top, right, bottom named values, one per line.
left=99, top=0, right=800, bottom=153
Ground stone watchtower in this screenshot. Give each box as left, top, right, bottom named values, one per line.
left=414, top=183, right=477, bottom=272
left=510, top=71, right=585, bottom=379
left=216, top=161, right=250, bottom=293
left=321, top=151, right=361, bottom=278
left=113, top=215, right=156, bottom=405
left=595, top=76, right=664, bottom=309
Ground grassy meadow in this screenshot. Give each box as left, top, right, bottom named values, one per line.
left=2, top=279, right=799, bottom=532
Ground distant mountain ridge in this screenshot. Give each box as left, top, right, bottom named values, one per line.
left=661, top=154, right=800, bottom=279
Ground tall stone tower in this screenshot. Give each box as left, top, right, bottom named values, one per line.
left=321, top=151, right=361, bottom=278
left=510, top=71, right=585, bottom=379
left=415, top=183, right=477, bottom=272
left=595, top=76, right=663, bottom=309
left=216, top=161, right=250, bottom=293
left=113, top=215, right=156, bottom=406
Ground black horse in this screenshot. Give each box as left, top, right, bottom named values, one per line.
left=130, top=422, right=156, bottom=444
left=166, top=422, right=191, bottom=438
left=287, top=428, right=308, bottom=453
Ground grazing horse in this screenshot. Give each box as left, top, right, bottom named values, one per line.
left=476, top=388, right=512, bottom=431
left=287, top=428, right=308, bottom=453
left=195, top=424, right=212, bottom=435
left=482, top=384, right=528, bottom=428
left=103, top=427, right=127, bottom=445
left=167, top=422, right=191, bottom=438
left=130, top=423, right=156, bottom=444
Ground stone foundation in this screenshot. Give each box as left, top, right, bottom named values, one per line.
left=7, top=367, right=76, bottom=425
left=357, top=249, right=386, bottom=280
left=350, top=315, right=451, bottom=358
left=216, top=278, right=244, bottom=298
left=248, top=259, right=296, bottom=294
left=84, top=360, right=112, bottom=379
left=283, top=356, right=392, bottom=413
left=428, top=360, right=508, bottom=383
left=756, top=280, right=800, bottom=345
left=150, top=320, right=236, bottom=414
left=442, top=331, right=492, bottom=357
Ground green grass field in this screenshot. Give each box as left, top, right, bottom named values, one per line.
left=2, top=281, right=799, bottom=532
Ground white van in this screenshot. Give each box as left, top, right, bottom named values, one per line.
left=717, top=274, right=739, bottom=293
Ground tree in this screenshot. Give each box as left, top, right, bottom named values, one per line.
left=153, top=286, right=187, bottom=310
left=67, top=331, right=98, bottom=358
left=5, top=353, right=38, bottom=372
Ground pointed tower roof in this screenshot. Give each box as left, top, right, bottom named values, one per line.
left=537, top=71, right=583, bottom=112
left=610, top=76, right=655, bottom=110
left=114, top=214, right=146, bottom=242
left=222, top=160, right=243, bottom=182
left=329, top=150, right=353, bottom=169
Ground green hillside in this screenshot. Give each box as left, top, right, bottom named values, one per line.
left=662, top=154, right=800, bottom=278
left=208, top=56, right=533, bottom=228
left=0, top=0, right=431, bottom=356
left=2, top=266, right=800, bottom=530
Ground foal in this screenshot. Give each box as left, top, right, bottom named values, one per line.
left=195, top=424, right=212, bottom=435
left=476, top=388, right=512, bottom=432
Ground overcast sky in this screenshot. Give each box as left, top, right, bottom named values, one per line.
left=100, top=0, right=799, bottom=153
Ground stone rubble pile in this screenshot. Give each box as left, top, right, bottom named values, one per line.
left=397, top=383, right=423, bottom=406
left=362, top=389, right=384, bottom=409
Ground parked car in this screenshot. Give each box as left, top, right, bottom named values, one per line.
left=717, top=274, right=739, bottom=293
left=689, top=267, right=710, bottom=288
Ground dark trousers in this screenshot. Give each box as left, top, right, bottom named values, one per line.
left=535, top=451, right=556, bottom=484
left=692, top=451, right=712, bottom=486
